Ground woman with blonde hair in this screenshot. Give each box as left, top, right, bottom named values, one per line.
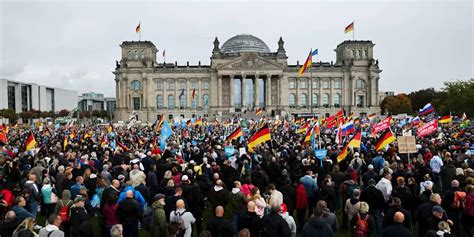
left=12, top=217, right=38, bottom=237
left=248, top=187, right=266, bottom=218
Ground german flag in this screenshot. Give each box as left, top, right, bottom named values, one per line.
left=155, top=116, right=166, bottom=132
left=12, top=120, right=18, bottom=129
left=186, top=119, right=192, bottom=127
left=439, top=115, right=452, bottom=124
left=337, top=143, right=349, bottom=163
left=255, top=108, right=263, bottom=116
left=303, top=126, right=314, bottom=144
left=344, top=21, right=354, bottom=33
left=227, top=127, right=243, bottom=142
left=374, top=129, right=396, bottom=151
left=248, top=124, right=271, bottom=152
left=0, top=129, right=7, bottom=145
left=25, top=132, right=37, bottom=151
left=296, top=122, right=309, bottom=134
left=347, top=130, right=361, bottom=148
left=194, top=116, right=202, bottom=127
left=135, top=22, right=141, bottom=33
left=107, top=122, right=114, bottom=133
left=69, top=130, right=76, bottom=140
left=100, top=135, right=108, bottom=148
left=63, top=135, right=68, bottom=151
left=298, top=49, right=313, bottom=76
left=368, top=113, right=377, bottom=121
left=117, top=141, right=129, bottom=152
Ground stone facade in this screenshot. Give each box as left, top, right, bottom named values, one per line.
left=114, top=34, right=381, bottom=122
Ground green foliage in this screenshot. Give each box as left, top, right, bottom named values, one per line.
left=381, top=93, right=413, bottom=115
left=0, top=109, right=18, bottom=122
left=437, top=79, right=474, bottom=116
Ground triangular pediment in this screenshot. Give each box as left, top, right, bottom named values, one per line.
left=216, top=53, right=284, bottom=70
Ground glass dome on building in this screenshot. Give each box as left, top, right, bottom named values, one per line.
left=221, top=34, right=271, bottom=54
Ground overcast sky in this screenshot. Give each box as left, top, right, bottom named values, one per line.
left=1, top=0, right=472, bottom=97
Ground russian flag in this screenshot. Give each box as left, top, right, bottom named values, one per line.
left=419, top=103, right=435, bottom=115
left=411, top=116, right=421, bottom=125
left=341, top=121, right=355, bottom=136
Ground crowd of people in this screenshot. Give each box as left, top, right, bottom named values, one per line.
left=0, top=114, right=473, bottom=237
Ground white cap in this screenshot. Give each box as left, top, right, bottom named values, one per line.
left=368, top=164, right=374, bottom=170
left=182, top=175, right=189, bottom=181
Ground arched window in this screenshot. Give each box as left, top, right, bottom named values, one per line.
left=334, top=93, right=341, bottom=107
left=192, top=94, right=198, bottom=109
left=202, top=94, right=209, bottom=108
left=156, top=80, right=163, bottom=90
left=130, top=80, right=142, bottom=90
left=300, top=93, right=307, bottom=107
left=289, top=79, right=296, bottom=89
left=289, top=93, right=296, bottom=107
left=168, top=95, right=175, bottom=109
left=356, top=79, right=366, bottom=89
left=312, top=93, right=318, bottom=107
left=179, top=92, right=186, bottom=109
left=300, top=79, right=307, bottom=89
left=323, top=93, right=329, bottom=107
left=134, top=50, right=139, bottom=59
left=156, top=95, right=163, bottom=109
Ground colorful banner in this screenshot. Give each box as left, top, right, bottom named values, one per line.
left=372, top=116, right=392, bottom=135
left=417, top=119, right=438, bottom=137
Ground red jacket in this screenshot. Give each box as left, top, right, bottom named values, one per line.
left=464, top=192, right=474, bottom=216
left=296, top=183, right=308, bottom=209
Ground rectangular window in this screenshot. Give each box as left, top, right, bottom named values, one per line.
left=179, top=82, right=186, bottom=90
left=289, top=80, right=296, bottom=89
left=300, top=79, right=307, bottom=89
left=8, top=86, right=15, bottom=110
left=21, top=86, right=28, bottom=112
left=334, top=80, right=341, bottom=89
left=203, top=81, right=209, bottom=90
left=133, top=97, right=140, bottom=110
left=323, top=80, right=330, bottom=89
left=191, top=81, right=198, bottom=89
left=168, top=80, right=174, bottom=90
left=312, top=79, right=318, bottom=89
left=357, top=95, right=364, bottom=107
left=156, top=80, right=163, bottom=90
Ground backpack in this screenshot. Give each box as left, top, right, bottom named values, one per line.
left=59, top=200, right=72, bottom=222
left=143, top=207, right=158, bottom=231
left=169, top=210, right=187, bottom=237
left=452, top=191, right=467, bottom=209
left=353, top=213, right=369, bottom=237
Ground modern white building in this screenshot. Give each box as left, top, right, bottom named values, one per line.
left=0, top=78, right=78, bottom=113
left=78, top=92, right=116, bottom=113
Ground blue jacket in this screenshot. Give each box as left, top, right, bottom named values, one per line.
left=300, top=175, right=318, bottom=198
left=117, top=186, right=145, bottom=207
left=12, top=205, right=34, bottom=222
left=70, top=183, right=84, bottom=198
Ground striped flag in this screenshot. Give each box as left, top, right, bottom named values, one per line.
left=25, top=132, right=37, bottom=151
left=347, top=130, right=361, bottom=148
left=337, top=143, right=349, bottom=162
left=439, top=115, right=452, bottom=124
left=226, top=127, right=243, bottom=142
left=344, top=21, right=354, bottom=33
left=135, top=22, right=141, bottom=33
left=374, top=129, right=396, bottom=151
left=298, top=49, right=317, bottom=76
left=248, top=124, right=271, bottom=152
left=255, top=108, right=263, bottom=116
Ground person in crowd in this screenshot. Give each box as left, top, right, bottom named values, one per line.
left=383, top=197, right=412, bottom=231
left=301, top=207, right=333, bottom=237
left=70, top=195, right=93, bottom=237
left=24, top=174, right=41, bottom=218
left=381, top=212, right=413, bottom=237
left=230, top=181, right=247, bottom=236
left=117, top=190, right=143, bottom=237
left=208, top=179, right=230, bottom=210
left=0, top=211, right=20, bottom=237
left=12, top=217, right=37, bottom=237
left=317, top=200, right=338, bottom=233
left=102, top=192, right=120, bottom=237
left=110, top=224, right=123, bottom=237
left=207, top=206, right=232, bottom=237
left=38, top=214, right=64, bottom=237
left=360, top=178, right=385, bottom=236
left=279, top=203, right=297, bottom=237
left=344, top=189, right=361, bottom=227
left=12, top=196, right=34, bottom=222
left=169, top=199, right=195, bottom=237
left=260, top=204, right=292, bottom=237
left=350, top=202, right=375, bottom=237
left=238, top=201, right=262, bottom=237
left=299, top=170, right=318, bottom=218
left=150, top=194, right=168, bottom=237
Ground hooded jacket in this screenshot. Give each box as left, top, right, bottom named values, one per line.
left=38, top=224, right=64, bottom=237
left=301, top=217, right=333, bottom=237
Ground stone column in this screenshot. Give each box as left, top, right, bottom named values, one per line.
left=229, top=75, right=234, bottom=109
left=174, top=79, right=179, bottom=110
left=330, top=77, right=334, bottom=108
left=308, top=77, right=311, bottom=110
left=115, top=78, right=121, bottom=108
left=163, top=79, right=168, bottom=110
left=265, top=75, right=272, bottom=107
left=198, top=78, right=202, bottom=108
left=241, top=76, right=247, bottom=110
left=186, top=79, right=191, bottom=109
left=254, top=75, right=259, bottom=108
left=295, top=77, right=299, bottom=107
left=318, top=78, right=323, bottom=107
left=217, top=75, right=222, bottom=107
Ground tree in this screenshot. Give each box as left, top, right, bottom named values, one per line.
left=58, top=109, right=69, bottom=117
left=438, top=79, right=474, bottom=116
left=380, top=93, right=413, bottom=115
left=0, top=109, right=18, bottom=122
left=80, top=111, right=91, bottom=119
left=91, top=110, right=101, bottom=118
left=408, top=88, right=442, bottom=113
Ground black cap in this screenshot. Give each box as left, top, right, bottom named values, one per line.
left=154, top=193, right=166, bottom=201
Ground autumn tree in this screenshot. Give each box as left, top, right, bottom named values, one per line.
left=380, top=93, right=413, bottom=115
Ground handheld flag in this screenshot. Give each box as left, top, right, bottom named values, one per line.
left=248, top=124, right=271, bottom=152
left=439, top=115, right=452, bottom=124
left=344, top=21, right=354, bottom=33
left=194, top=117, right=203, bottom=127
left=107, top=122, right=114, bottom=133
left=25, top=132, right=37, bottom=151
left=255, top=108, right=263, bottom=116
left=226, top=127, right=243, bottom=142
left=337, top=144, right=349, bottom=163
left=374, top=129, right=396, bottom=151
left=347, top=130, right=361, bottom=148
left=0, top=129, right=7, bottom=145
left=63, top=135, right=68, bottom=151
left=419, top=103, right=435, bottom=115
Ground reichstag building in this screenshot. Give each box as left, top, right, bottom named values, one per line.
left=113, top=34, right=381, bottom=121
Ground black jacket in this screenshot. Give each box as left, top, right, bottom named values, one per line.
left=360, top=186, right=385, bottom=211
left=238, top=211, right=262, bottom=237
left=117, top=197, right=143, bottom=225
left=207, top=216, right=232, bottom=237
left=301, top=217, right=334, bottom=237
left=261, top=212, right=292, bottom=237
left=70, top=205, right=90, bottom=237
left=383, top=206, right=412, bottom=231
left=381, top=223, right=413, bottom=237
left=207, top=188, right=230, bottom=209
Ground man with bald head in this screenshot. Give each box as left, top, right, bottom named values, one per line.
left=208, top=179, right=230, bottom=210
left=381, top=212, right=413, bottom=237
left=0, top=211, right=20, bottom=237
left=441, top=179, right=464, bottom=235
left=101, top=179, right=121, bottom=212
left=117, top=190, right=143, bottom=237
left=415, top=193, right=442, bottom=237
left=238, top=201, right=262, bottom=237
left=208, top=206, right=232, bottom=237
left=169, top=199, right=195, bottom=237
